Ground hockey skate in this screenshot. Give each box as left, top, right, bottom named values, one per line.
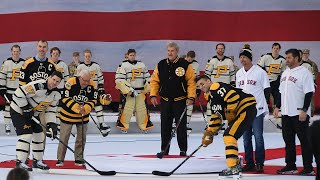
left=99, top=122, right=111, bottom=137
left=5, top=124, right=10, bottom=135
left=219, top=159, right=241, bottom=180
left=32, top=159, right=50, bottom=171
left=16, top=160, right=32, bottom=171
left=121, top=130, right=128, bottom=134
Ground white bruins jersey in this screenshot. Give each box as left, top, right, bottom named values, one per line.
left=301, top=61, right=315, bottom=80
left=0, top=58, right=25, bottom=94
left=10, top=79, right=61, bottom=123
left=115, top=60, right=150, bottom=93
left=279, top=66, right=314, bottom=116
left=257, top=53, right=286, bottom=82
left=236, top=65, right=270, bottom=116
left=55, top=60, right=70, bottom=89
left=190, top=60, right=200, bottom=76
left=205, top=56, right=235, bottom=84
left=76, top=62, right=104, bottom=89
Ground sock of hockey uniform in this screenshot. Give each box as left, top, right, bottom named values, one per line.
left=16, top=134, right=32, bottom=162
left=32, top=132, right=45, bottom=161
left=4, top=104, right=11, bottom=125
left=224, top=135, right=238, bottom=167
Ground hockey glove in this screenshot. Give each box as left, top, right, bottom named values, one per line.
left=100, top=94, right=112, bottom=105
left=99, top=122, right=111, bottom=137
left=22, top=105, right=34, bottom=120
left=202, top=130, right=214, bottom=147
left=129, top=87, right=138, bottom=97
left=196, top=89, right=201, bottom=97
left=46, top=122, right=58, bottom=138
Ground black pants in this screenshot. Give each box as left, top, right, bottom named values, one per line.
left=270, top=80, right=280, bottom=106
left=160, top=98, right=187, bottom=154
left=309, top=120, right=320, bottom=179
left=282, top=115, right=313, bottom=170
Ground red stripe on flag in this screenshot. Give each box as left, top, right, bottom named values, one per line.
left=1, top=10, right=320, bottom=43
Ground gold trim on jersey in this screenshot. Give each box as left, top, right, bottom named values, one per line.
left=229, top=111, right=246, bottom=136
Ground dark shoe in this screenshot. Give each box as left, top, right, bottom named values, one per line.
left=242, top=163, right=255, bottom=172
left=256, top=164, right=264, bottom=173
left=75, top=160, right=85, bottom=166
left=298, top=169, right=315, bottom=176
left=180, top=151, right=187, bottom=156
left=56, top=160, right=64, bottom=167
left=32, top=159, right=50, bottom=170
left=276, top=165, right=298, bottom=174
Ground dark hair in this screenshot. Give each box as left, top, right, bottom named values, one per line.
left=186, top=50, right=196, bottom=58
left=7, top=168, right=29, bottom=180
left=272, top=42, right=281, bottom=49
left=38, top=40, right=48, bottom=46
left=50, top=47, right=61, bottom=55
left=285, top=48, right=300, bottom=61
left=195, top=75, right=210, bottom=83
left=73, top=52, right=80, bottom=57
left=11, top=44, right=21, bottom=51
left=127, top=49, right=136, bottom=54
left=215, top=43, right=225, bottom=49
left=50, top=71, right=63, bottom=80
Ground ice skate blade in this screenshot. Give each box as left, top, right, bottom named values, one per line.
left=32, top=168, right=50, bottom=173
left=218, top=174, right=240, bottom=180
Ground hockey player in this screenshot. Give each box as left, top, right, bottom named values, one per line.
left=10, top=71, right=62, bottom=171
left=196, top=75, right=257, bottom=179
left=76, top=49, right=111, bottom=136
left=68, top=52, right=81, bottom=78
left=115, top=49, right=153, bottom=133
left=204, top=43, right=235, bottom=128
left=274, top=48, right=315, bottom=175
left=236, top=44, right=270, bottom=172
left=56, top=70, right=109, bottom=166
left=0, top=45, right=25, bottom=135
left=257, top=43, right=286, bottom=110
left=184, top=50, right=200, bottom=136
left=309, top=120, right=320, bottom=179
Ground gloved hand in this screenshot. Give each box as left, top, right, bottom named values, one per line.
left=0, top=89, right=6, bottom=97
left=100, top=94, right=112, bottom=105
left=202, top=130, right=214, bottom=147
left=99, top=122, right=111, bottom=137
left=196, top=89, right=201, bottom=97
left=129, top=88, right=138, bottom=97
left=22, top=105, right=34, bottom=120
left=46, top=122, right=58, bottom=138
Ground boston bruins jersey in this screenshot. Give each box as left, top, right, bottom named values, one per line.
left=207, top=82, right=256, bottom=132
left=0, top=58, right=25, bottom=95
left=115, top=60, right=150, bottom=94
left=257, top=53, right=286, bottom=82
left=301, top=61, right=315, bottom=80
left=59, top=77, right=97, bottom=124
left=190, top=60, right=200, bottom=76
left=205, top=56, right=235, bottom=84
left=10, top=79, right=60, bottom=123
left=76, top=62, right=104, bottom=93
left=55, top=60, right=70, bottom=89
left=19, top=57, right=56, bottom=86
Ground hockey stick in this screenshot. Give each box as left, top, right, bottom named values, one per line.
left=31, top=116, right=116, bottom=176
left=152, top=123, right=224, bottom=176
left=268, top=118, right=282, bottom=129
left=89, top=114, right=106, bottom=137
left=156, top=107, right=187, bottom=159
left=197, top=96, right=208, bottom=127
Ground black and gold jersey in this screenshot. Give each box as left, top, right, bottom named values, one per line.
left=207, top=82, right=256, bottom=132
left=59, top=77, right=98, bottom=124
left=19, top=57, right=57, bottom=86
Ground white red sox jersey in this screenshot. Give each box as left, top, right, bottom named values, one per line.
left=0, top=58, right=25, bottom=94
left=55, top=60, right=70, bottom=89
left=279, top=66, right=314, bottom=116
left=236, top=65, right=270, bottom=116
left=190, top=60, right=200, bottom=76
left=10, top=79, right=61, bottom=123
left=115, top=60, right=150, bottom=94
left=205, top=56, right=235, bottom=84
left=76, top=62, right=104, bottom=92
left=257, top=53, right=286, bottom=82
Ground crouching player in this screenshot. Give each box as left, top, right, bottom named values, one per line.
left=196, top=75, right=256, bottom=179
left=10, top=71, right=62, bottom=171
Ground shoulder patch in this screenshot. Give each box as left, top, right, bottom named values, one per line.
left=65, top=81, right=72, bottom=89
left=210, top=82, right=220, bottom=91
left=25, top=85, right=35, bottom=94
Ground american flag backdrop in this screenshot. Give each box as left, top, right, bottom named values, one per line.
left=0, top=0, right=320, bottom=102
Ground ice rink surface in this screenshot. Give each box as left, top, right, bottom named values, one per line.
left=0, top=112, right=317, bottom=179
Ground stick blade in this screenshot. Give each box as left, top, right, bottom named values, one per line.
left=152, top=170, right=171, bottom=176
left=97, top=170, right=117, bottom=176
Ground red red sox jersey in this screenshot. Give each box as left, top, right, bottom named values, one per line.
left=236, top=65, right=270, bottom=116
left=279, top=66, right=314, bottom=116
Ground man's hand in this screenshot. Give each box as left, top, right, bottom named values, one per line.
left=22, top=106, right=34, bottom=120
left=186, top=98, right=194, bottom=106
left=202, top=130, right=214, bottom=147
left=46, top=122, right=58, bottom=138
left=78, top=104, right=85, bottom=115
left=299, top=111, right=307, bottom=121
left=273, top=107, right=280, bottom=118
left=150, top=97, right=158, bottom=107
